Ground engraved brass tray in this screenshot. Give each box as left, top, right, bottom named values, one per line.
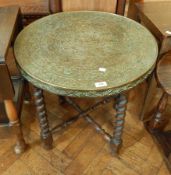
left=14, top=11, right=158, bottom=97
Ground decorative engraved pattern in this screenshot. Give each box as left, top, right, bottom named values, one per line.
left=20, top=66, right=153, bottom=97
left=14, top=11, right=158, bottom=97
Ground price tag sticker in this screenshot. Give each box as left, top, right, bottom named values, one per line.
left=99, top=67, right=106, bottom=72
left=95, top=81, right=107, bottom=87
left=165, top=31, right=171, bottom=35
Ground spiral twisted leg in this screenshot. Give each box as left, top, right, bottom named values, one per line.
left=110, top=94, right=127, bottom=155
left=33, top=87, right=53, bottom=150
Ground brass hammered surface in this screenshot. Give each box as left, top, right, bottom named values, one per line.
left=14, top=11, right=158, bottom=97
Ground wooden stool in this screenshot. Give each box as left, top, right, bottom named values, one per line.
left=151, top=52, right=171, bottom=129
left=147, top=51, right=171, bottom=170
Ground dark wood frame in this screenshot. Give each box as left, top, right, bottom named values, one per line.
left=0, top=6, right=26, bottom=154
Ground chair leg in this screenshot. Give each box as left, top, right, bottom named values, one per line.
left=140, top=73, right=157, bottom=121
left=148, top=92, right=168, bottom=131
left=110, top=94, right=127, bottom=155
left=24, top=80, right=31, bottom=103
left=33, top=87, right=53, bottom=150
left=4, top=100, right=26, bottom=154
left=58, top=95, right=66, bottom=105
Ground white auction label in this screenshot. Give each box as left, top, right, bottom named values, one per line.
left=95, top=81, right=107, bottom=87
left=165, top=31, right=171, bottom=35
left=99, top=67, right=106, bottom=72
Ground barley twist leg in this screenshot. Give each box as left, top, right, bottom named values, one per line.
left=33, top=87, right=53, bottom=149
left=110, top=94, right=127, bottom=155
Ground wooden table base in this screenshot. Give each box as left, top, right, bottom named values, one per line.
left=50, top=95, right=127, bottom=155
left=51, top=96, right=113, bottom=141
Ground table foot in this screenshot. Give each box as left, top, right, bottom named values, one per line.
left=110, top=94, right=127, bottom=155
left=41, top=134, right=53, bottom=150
left=110, top=141, right=122, bottom=156
left=4, top=100, right=26, bottom=154
left=33, top=87, right=53, bottom=150
left=10, top=121, right=27, bottom=154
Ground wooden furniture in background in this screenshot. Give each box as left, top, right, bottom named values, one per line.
left=0, top=0, right=126, bottom=25
left=129, top=1, right=171, bottom=121
left=128, top=1, right=171, bottom=171
left=150, top=51, right=171, bottom=171
left=0, top=0, right=51, bottom=25
left=0, top=6, right=26, bottom=154
left=49, top=0, right=126, bottom=15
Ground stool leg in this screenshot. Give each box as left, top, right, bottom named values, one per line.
left=110, top=94, right=127, bottom=155
left=4, top=100, right=26, bottom=154
left=148, top=92, right=168, bottom=131
left=33, top=87, right=53, bottom=150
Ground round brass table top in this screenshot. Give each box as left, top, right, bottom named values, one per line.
left=14, top=11, right=158, bottom=97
